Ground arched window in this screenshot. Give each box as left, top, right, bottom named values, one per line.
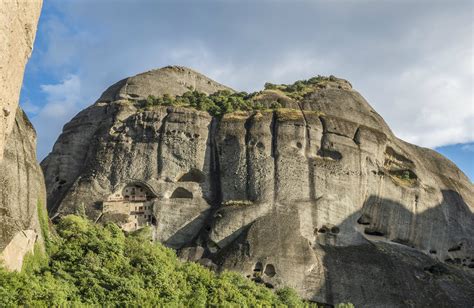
left=121, top=182, right=156, bottom=201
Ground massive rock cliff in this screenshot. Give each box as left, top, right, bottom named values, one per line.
left=42, top=66, right=474, bottom=306
left=0, top=0, right=45, bottom=271
left=0, top=0, right=42, bottom=161
left=0, top=108, right=46, bottom=270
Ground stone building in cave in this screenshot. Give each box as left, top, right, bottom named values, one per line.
left=102, top=182, right=157, bottom=232
left=100, top=169, right=205, bottom=234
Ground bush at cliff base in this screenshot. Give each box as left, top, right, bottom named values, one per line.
left=0, top=215, right=308, bottom=307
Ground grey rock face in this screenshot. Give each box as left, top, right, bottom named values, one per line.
left=0, top=108, right=46, bottom=268
left=43, top=66, right=474, bottom=306
left=0, top=1, right=46, bottom=271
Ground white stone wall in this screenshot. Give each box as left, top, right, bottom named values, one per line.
left=103, top=199, right=154, bottom=232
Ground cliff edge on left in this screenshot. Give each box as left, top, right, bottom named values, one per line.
left=0, top=0, right=46, bottom=271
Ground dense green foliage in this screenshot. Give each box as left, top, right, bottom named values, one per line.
left=145, top=90, right=260, bottom=117
left=264, top=75, right=329, bottom=92
left=264, top=75, right=331, bottom=100
left=0, top=215, right=309, bottom=307
left=37, top=200, right=53, bottom=252
left=142, top=75, right=331, bottom=116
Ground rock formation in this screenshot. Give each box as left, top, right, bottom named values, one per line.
left=0, top=0, right=42, bottom=161
left=42, top=66, right=474, bottom=306
left=0, top=109, right=46, bottom=256
left=0, top=0, right=45, bottom=271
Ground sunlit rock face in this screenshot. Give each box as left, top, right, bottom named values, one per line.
left=43, top=66, right=474, bottom=306
left=0, top=1, right=46, bottom=271
left=0, top=108, right=46, bottom=270
left=0, top=0, right=42, bottom=162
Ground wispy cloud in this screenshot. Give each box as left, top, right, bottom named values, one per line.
left=22, top=0, right=474, bottom=159
left=461, top=144, right=474, bottom=153
left=21, top=98, right=40, bottom=114
left=33, top=75, right=82, bottom=157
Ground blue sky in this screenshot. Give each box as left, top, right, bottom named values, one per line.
left=20, top=0, right=473, bottom=181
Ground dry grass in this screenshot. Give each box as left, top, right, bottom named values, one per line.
left=223, top=111, right=251, bottom=121
left=222, top=200, right=254, bottom=207
left=389, top=175, right=417, bottom=187
left=253, top=89, right=292, bottom=100
left=276, top=108, right=304, bottom=121
left=303, top=110, right=325, bottom=117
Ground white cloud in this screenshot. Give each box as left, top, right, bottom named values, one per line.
left=27, top=0, right=474, bottom=160
left=359, top=41, right=473, bottom=148
left=21, top=98, right=40, bottom=114
left=40, top=74, right=81, bottom=106
left=32, top=75, right=83, bottom=158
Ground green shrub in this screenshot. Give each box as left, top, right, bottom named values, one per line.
left=402, top=170, right=411, bottom=180
left=21, top=244, right=48, bottom=274
left=264, top=82, right=278, bottom=90
left=37, top=200, right=55, bottom=254
left=270, top=101, right=283, bottom=109
left=276, top=287, right=306, bottom=307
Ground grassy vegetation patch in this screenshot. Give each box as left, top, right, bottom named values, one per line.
left=264, top=75, right=333, bottom=100
left=37, top=199, right=54, bottom=253
left=389, top=169, right=418, bottom=187
left=136, top=75, right=331, bottom=117
left=144, top=90, right=259, bottom=117
left=222, top=200, right=254, bottom=207
left=222, top=111, right=251, bottom=121
left=276, top=108, right=305, bottom=122
left=21, top=243, right=48, bottom=274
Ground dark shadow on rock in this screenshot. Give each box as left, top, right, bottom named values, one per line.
left=203, top=190, right=474, bottom=307
left=164, top=210, right=211, bottom=249
left=316, top=190, right=474, bottom=307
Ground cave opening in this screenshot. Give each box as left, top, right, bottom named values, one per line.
left=253, top=262, right=263, bottom=272
left=264, top=264, right=276, bottom=277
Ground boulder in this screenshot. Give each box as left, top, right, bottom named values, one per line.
left=0, top=108, right=46, bottom=270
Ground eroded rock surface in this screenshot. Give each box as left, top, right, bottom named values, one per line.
left=0, top=0, right=42, bottom=161
left=0, top=230, right=37, bottom=271
left=0, top=108, right=46, bottom=270
left=43, top=66, right=474, bottom=306
left=0, top=0, right=45, bottom=271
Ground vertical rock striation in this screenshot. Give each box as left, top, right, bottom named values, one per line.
left=0, top=107, right=46, bottom=271
left=0, top=0, right=45, bottom=271
left=0, top=0, right=42, bottom=161
left=42, top=66, right=474, bottom=306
